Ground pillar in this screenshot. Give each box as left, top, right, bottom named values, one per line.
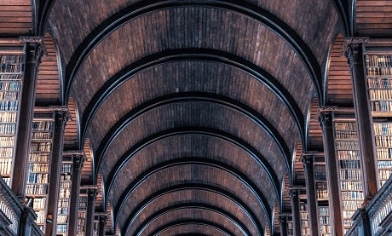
left=289, top=188, right=301, bottom=236
left=12, top=37, right=43, bottom=198
left=345, top=37, right=378, bottom=201
left=86, top=187, right=97, bottom=236
left=68, top=153, right=84, bottom=236
left=319, top=111, right=343, bottom=236
left=45, top=108, right=68, bottom=236
left=301, top=155, right=319, bottom=236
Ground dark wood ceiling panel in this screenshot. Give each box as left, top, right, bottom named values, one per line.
left=88, top=62, right=295, bottom=173
left=100, top=103, right=284, bottom=196
left=254, top=0, right=341, bottom=65
left=116, top=164, right=269, bottom=234
left=0, top=0, right=32, bottom=35
left=107, top=134, right=276, bottom=220
left=71, top=7, right=314, bottom=118
left=138, top=208, right=244, bottom=236
left=356, top=0, right=392, bottom=36
left=326, top=35, right=353, bottom=106
left=35, top=33, right=60, bottom=104
left=126, top=189, right=259, bottom=236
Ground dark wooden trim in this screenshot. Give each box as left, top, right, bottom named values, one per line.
left=37, top=0, right=55, bottom=36
left=94, top=92, right=291, bottom=179
left=147, top=219, right=232, bottom=236
left=331, top=0, right=350, bottom=36
left=121, top=183, right=264, bottom=236
left=115, top=158, right=269, bottom=235
left=83, top=49, right=304, bottom=159
left=132, top=203, right=251, bottom=236
left=106, top=126, right=280, bottom=206
left=65, top=0, right=322, bottom=107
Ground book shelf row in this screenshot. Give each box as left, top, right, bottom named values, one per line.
left=25, top=184, right=47, bottom=195
left=28, top=163, right=49, bottom=173
left=369, top=89, right=392, bottom=101
left=32, top=198, right=47, bottom=210
left=29, top=153, right=50, bottom=163
left=0, top=123, right=16, bottom=135
left=30, top=142, right=52, bottom=152
left=0, top=112, right=17, bottom=123
left=340, top=181, right=363, bottom=191
left=334, top=130, right=357, bottom=140
left=366, top=55, right=392, bottom=68
left=0, top=100, right=19, bottom=111
left=0, top=64, right=23, bottom=73
left=337, top=150, right=359, bottom=160
left=341, top=191, right=364, bottom=200
left=335, top=141, right=359, bottom=150
left=0, top=55, right=23, bottom=64
left=374, top=123, right=392, bottom=135
left=368, top=77, right=392, bottom=89
left=375, top=135, right=392, bottom=147
left=27, top=173, right=48, bottom=184
left=0, top=158, right=12, bottom=175
left=339, top=160, right=361, bottom=169
left=0, top=91, right=19, bottom=100
left=0, top=81, right=21, bottom=91
left=339, top=169, right=362, bottom=180
left=32, top=121, right=53, bottom=131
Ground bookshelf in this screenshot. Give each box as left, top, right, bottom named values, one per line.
left=365, top=54, right=392, bottom=188
left=77, top=193, right=88, bottom=236
left=287, top=219, right=293, bottom=236
left=26, top=112, right=54, bottom=233
left=300, top=201, right=310, bottom=236
left=333, top=119, right=364, bottom=234
left=314, top=163, right=331, bottom=235
left=56, top=159, right=73, bottom=235
left=0, top=51, right=24, bottom=186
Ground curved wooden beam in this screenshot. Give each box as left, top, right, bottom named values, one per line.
left=115, top=158, right=269, bottom=235
left=82, top=50, right=304, bottom=159
left=121, top=183, right=264, bottom=236
left=94, top=92, right=292, bottom=178
left=65, top=0, right=322, bottom=106
left=148, top=219, right=232, bottom=236
left=133, top=203, right=250, bottom=236
left=37, top=0, right=55, bottom=36
left=106, top=127, right=280, bottom=207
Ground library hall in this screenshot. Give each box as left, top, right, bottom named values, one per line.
left=0, top=0, right=392, bottom=235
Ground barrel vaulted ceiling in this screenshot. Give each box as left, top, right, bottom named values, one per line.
left=2, top=0, right=374, bottom=235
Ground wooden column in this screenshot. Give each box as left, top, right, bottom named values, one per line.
left=301, top=155, right=319, bottom=236
left=278, top=214, right=288, bottom=236
left=319, top=111, right=343, bottom=236
left=45, top=108, right=68, bottom=236
left=18, top=206, right=36, bottom=236
left=12, top=39, right=43, bottom=198
left=68, top=153, right=84, bottom=236
left=345, top=38, right=378, bottom=201
left=98, top=213, right=107, bottom=236
left=289, top=188, right=301, bottom=236
left=85, top=187, right=97, bottom=236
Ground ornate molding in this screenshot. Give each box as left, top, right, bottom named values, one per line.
left=18, top=36, right=43, bottom=44
left=342, top=37, right=369, bottom=57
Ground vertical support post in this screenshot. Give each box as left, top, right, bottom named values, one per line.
left=68, top=154, right=84, bottom=236
left=302, top=155, right=319, bottom=236
left=45, top=108, right=68, bottom=236
left=12, top=39, right=43, bottom=198
left=98, top=213, right=107, bottom=236
left=86, top=187, right=97, bottom=236
left=289, top=188, right=301, bottom=236
left=278, top=214, right=287, bottom=236
left=18, top=206, right=36, bottom=236
left=319, top=111, right=343, bottom=236
left=345, top=37, right=378, bottom=201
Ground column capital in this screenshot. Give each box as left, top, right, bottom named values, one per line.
left=343, top=37, right=368, bottom=67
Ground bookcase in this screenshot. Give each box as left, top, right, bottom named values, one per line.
left=300, top=201, right=310, bottom=236
left=365, top=53, right=392, bottom=188
left=0, top=49, right=24, bottom=186
left=56, top=158, right=73, bottom=235
left=333, top=119, right=364, bottom=234
left=287, top=218, right=293, bottom=236
left=26, top=112, right=54, bottom=232
left=77, top=193, right=88, bottom=236
left=314, top=162, right=331, bottom=235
